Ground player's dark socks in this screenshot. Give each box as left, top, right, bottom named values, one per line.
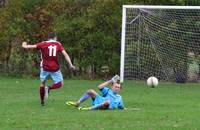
left=50, top=82, right=62, bottom=90
left=40, top=87, right=45, bottom=105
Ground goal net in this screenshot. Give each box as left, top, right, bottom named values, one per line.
left=120, top=5, right=200, bottom=82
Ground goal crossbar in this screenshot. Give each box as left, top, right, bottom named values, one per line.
left=123, top=5, right=200, bottom=9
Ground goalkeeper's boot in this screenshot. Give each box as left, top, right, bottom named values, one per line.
left=66, top=101, right=79, bottom=107
left=78, top=107, right=90, bottom=111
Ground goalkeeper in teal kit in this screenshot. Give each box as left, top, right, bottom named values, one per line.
left=66, top=75, right=125, bottom=110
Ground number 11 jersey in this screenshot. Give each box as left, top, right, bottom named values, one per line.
left=36, top=40, right=64, bottom=72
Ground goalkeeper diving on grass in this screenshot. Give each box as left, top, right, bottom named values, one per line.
left=66, top=75, right=124, bottom=110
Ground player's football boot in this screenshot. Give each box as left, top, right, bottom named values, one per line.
left=41, top=101, right=45, bottom=106
left=78, top=107, right=90, bottom=110
left=66, top=101, right=79, bottom=107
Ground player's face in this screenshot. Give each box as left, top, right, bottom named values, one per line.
left=111, top=83, right=121, bottom=93
left=53, top=37, right=57, bottom=41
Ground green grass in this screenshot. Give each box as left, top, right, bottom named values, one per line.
left=1, top=77, right=200, bottom=130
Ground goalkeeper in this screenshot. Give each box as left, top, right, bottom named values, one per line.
left=66, top=75, right=124, bottom=110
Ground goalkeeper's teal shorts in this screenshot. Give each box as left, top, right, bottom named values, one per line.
left=92, top=94, right=106, bottom=106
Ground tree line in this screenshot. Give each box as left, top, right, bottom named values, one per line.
left=0, top=0, right=198, bottom=79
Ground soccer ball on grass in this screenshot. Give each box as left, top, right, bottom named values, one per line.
left=147, top=76, right=158, bottom=88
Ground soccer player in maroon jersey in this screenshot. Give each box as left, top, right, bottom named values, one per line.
left=22, top=32, right=75, bottom=106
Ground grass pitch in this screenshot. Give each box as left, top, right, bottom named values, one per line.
left=0, top=77, right=200, bottom=130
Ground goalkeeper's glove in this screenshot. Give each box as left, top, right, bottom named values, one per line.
left=109, top=75, right=120, bottom=84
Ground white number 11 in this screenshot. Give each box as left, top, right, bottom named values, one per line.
left=48, top=45, right=57, bottom=56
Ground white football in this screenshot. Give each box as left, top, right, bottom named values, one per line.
left=147, top=76, right=158, bottom=88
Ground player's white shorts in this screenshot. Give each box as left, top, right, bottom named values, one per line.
left=40, top=68, right=63, bottom=83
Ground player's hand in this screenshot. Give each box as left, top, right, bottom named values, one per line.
left=22, top=42, right=27, bottom=48
left=110, top=75, right=120, bottom=83
left=69, top=65, right=75, bottom=71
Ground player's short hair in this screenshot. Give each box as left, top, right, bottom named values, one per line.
left=48, top=32, right=57, bottom=39
left=111, top=81, right=122, bottom=89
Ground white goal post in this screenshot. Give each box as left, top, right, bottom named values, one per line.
left=120, top=5, right=200, bottom=83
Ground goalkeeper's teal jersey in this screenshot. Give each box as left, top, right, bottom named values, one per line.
left=99, top=87, right=124, bottom=109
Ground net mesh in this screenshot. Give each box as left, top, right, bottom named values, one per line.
left=122, top=7, right=200, bottom=82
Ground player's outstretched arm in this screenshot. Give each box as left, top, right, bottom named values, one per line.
left=22, top=42, right=37, bottom=49
left=98, top=75, right=120, bottom=89
left=98, top=80, right=110, bottom=89
left=62, top=50, right=75, bottom=70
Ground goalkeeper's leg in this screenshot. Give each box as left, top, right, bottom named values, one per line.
left=79, top=101, right=110, bottom=110
left=66, top=89, right=97, bottom=107
left=90, top=101, right=109, bottom=110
